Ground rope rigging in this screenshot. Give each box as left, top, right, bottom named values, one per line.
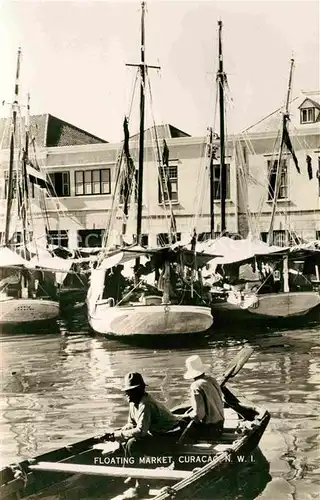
left=146, top=72, right=177, bottom=244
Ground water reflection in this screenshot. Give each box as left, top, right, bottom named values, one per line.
left=0, top=313, right=319, bottom=499
left=203, top=448, right=271, bottom=500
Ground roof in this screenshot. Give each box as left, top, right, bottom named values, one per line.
left=243, top=91, right=320, bottom=135
left=130, top=124, right=191, bottom=141
left=0, top=113, right=108, bottom=149
left=298, top=97, right=320, bottom=111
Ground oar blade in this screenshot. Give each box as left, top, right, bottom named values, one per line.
left=220, top=346, right=254, bottom=386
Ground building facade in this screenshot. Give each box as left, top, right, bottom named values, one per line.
left=0, top=93, right=319, bottom=250
left=241, top=90, right=320, bottom=245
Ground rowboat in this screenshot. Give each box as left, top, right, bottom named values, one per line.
left=0, top=348, right=270, bottom=500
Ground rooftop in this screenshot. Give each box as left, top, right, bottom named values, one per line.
left=130, top=124, right=191, bottom=141
left=243, top=90, right=320, bottom=135
left=0, top=113, right=108, bottom=149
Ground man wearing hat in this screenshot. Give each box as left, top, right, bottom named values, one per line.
left=109, top=372, right=180, bottom=498
left=183, top=355, right=224, bottom=439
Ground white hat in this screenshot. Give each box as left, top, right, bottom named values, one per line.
left=184, top=355, right=210, bottom=380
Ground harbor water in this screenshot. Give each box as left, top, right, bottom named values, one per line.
left=0, top=309, right=319, bottom=500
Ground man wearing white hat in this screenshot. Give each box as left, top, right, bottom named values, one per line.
left=184, top=355, right=224, bottom=439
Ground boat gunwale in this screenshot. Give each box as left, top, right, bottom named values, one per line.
left=0, top=392, right=270, bottom=500
left=149, top=410, right=270, bottom=500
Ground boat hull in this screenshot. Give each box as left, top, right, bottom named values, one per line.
left=212, top=291, right=320, bottom=322
left=88, top=302, right=213, bottom=336
left=247, top=291, right=320, bottom=317
left=0, top=393, right=270, bottom=500
left=0, top=298, right=60, bottom=325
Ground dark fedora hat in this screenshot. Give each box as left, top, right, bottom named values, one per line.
left=122, top=372, right=146, bottom=391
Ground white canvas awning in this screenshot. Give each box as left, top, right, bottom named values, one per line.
left=29, top=252, right=74, bottom=273
left=0, top=247, right=29, bottom=267
left=99, top=246, right=147, bottom=270
left=195, top=236, right=288, bottom=265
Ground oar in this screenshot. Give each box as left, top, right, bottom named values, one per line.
left=219, top=346, right=254, bottom=387
left=177, top=346, right=254, bottom=445
left=177, top=420, right=195, bottom=444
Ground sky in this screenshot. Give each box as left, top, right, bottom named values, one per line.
left=0, top=0, right=319, bottom=142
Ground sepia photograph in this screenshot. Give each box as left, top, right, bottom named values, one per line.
left=0, top=0, right=319, bottom=499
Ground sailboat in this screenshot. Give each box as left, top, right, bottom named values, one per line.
left=87, top=2, right=215, bottom=337
left=206, top=38, right=320, bottom=322
left=0, top=49, right=61, bottom=327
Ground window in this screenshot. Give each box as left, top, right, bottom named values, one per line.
left=212, top=164, right=230, bottom=200
left=75, top=169, right=110, bottom=196
left=197, top=232, right=220, bottom=241
left=4, top=171, right=37, bottom=199
left=272, top=230, right=286, bottom=247
left=48, top=172, right=70, bottom=197
left=300, top=108, right=315, bottom=124
left=4, top=171, right=17, bottom=199
left=48, top=230, right=69, bottom=247
left=262, top=231, right=295, bottom=246
left=197, top=232, right=211, bottom=242
left=156, top=233, right=181, bottom=246
left=140, top=234, right=149, bottom=247
left=273, top=231, right=298, bottom=246
left=78, top=229, right=104, bottom=248
left=134, top=234, right=149, bottom=246
left=260, top=232, right=268, bottom=243
left=158, top=165, right=178, bottom=203
left=267, top=159, right=288, bottom=200
left=206, top=143, right=218, bottom=159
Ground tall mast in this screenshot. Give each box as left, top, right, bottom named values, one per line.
left=4, top=48, right=21, bottom=246
left=125, top=2, right=160, bottom=282
left=126, top=2, right=159, bottom=245
left=125, top=1, right=159, bottom=280
left=136, top=1, right=146, bottom=243
left=217, top=21, right=226, bottom=233
left=209, top=127, right=215, bottom=237
left=21, top=93, right=31, bottom=253
left=267, top=58, right=294, bottom=245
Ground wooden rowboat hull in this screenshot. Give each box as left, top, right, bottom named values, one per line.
left=88, top=302, right=213, bottom=336
left=0, top=388, right=270, bottom=500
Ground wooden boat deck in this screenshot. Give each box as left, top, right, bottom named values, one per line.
left=0, top=349, right=271, bottom=500
left=0, top=405, right=270, bottom=500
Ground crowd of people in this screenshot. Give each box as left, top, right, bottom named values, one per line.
left=208, top=258, right=317, bottom=299
left=100, top=255, right=318, bottom=314
left=101, top=260, right=213, bottom=308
